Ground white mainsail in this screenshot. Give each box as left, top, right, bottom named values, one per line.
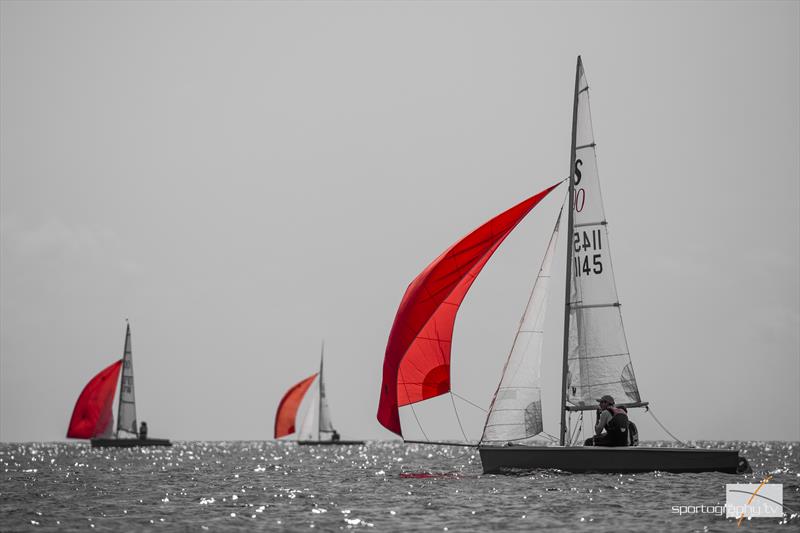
left=297, top=344, right=338, bottom=442
left=298, top=379, right=319, bottom=441
left=481, top=207, right=563, bottom=444
left=116, top=323, right=138, bottom=436
left=565, top=60, right=642, bottom=409
left=318, top=349, right=335, bottom=436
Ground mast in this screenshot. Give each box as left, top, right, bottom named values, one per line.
left=560, top=56, right=581, bottom=446
left=318, top=341, right=324, bottom=442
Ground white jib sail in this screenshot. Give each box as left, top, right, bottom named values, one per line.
left=298, top=377, right=319, bottom=441
left=566, top=61, right=642, bottom=408
left=481, top=206, right=563, bottom=444
left=318, top=350, right=335, bottom=437
left=117, top=323, right=138, bottom=436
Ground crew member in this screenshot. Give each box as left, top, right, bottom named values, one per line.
left=584, top=395, right=629, bottom=446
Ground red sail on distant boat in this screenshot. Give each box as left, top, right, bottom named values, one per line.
left=377, top=183, right=561, bottom=436
left=66, top=360, right=123, bottom=439
left=274, top=373, right=318, bottom=438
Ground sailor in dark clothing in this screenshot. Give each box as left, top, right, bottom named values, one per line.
left=331, top=430, right=340, bottom=442
left=139, top=421, right=148, bottom=441
left=584, top=395, right=629, bottom=447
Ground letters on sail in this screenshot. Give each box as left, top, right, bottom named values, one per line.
left=566, top=61, right=642, bottom=409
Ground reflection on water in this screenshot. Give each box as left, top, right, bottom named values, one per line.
left=0, top=441, right=797, bottom=531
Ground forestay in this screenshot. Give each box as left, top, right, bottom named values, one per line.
left=566, top=61, right=642, bottom=408
left=481, top=207, right=563, bottom=444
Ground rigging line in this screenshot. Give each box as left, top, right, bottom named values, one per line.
left=568, top=411, right=584, bottom=446
left=408, top=402, right=430, bottom=442
left=648, top=407, right=691, bottom=447
left=573, top=412, right=584, bottom=447
left=539, top=431, right=559, bottom=443
left=450, top=392, right=470, bottom=443
left=399, top=365, right=431, bottom=442
left=451, top=392, right=488, bottom=413
left=568, top=412, right=577, bottom=443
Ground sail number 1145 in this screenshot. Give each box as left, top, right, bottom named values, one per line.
left=573, top=229, right=603, bottom=277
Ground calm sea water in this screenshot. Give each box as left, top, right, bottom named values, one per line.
left=1, top=441, right=797, bottom=531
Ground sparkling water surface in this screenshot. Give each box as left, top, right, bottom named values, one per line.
left=1, top=441, right=797, bottom=531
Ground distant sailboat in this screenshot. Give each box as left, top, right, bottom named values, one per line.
left=67, top=322, right=170, bottom=447
left=275, top=343, right=364, bottom=446
left=377, top=56, right=749, bottom=474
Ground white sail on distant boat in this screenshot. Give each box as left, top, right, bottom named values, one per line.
left=298, top=343, right=338, bottom=442
left=117, top=323, right=138, bottom=437
left=377, top=56, right=750, bottom=474
left=275, top=343, right=364, bottom=446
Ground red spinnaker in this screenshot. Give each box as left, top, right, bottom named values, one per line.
left=66, top=360, right=123, bottom=439
left=377, top=183, right=561, bottom=436
left=274, top=373, right=318, bottom=438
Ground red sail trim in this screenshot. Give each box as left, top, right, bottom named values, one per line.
left=66, top=360, right=123, bottom=439
left=274, top=373, right=318, bottom=439
left=377, top=183, right=561, bottom=436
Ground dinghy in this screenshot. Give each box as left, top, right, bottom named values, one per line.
left=67, top=322, right=170, bottom=447
left=275, top=343, right=364, bottom=445
left=377, top=56, right=749, bottom=475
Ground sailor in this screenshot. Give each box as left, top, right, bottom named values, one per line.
left=584, top=395, right=629, bottom=447
left=139, top=421, right=148, bottom=441
left=331, top=430, right=341, bottom=442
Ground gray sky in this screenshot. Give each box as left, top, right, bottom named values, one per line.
left=1, top=1, right=798, bottom=443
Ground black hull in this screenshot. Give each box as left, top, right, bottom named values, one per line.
left=478, top=445, right=749, bottom=474
left=91, top=438, right=172, bottom=448
left=297, top=440, right=365, bottom=446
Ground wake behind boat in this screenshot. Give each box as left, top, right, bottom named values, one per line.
left=377, top=56, right=749, bottom=475
left=274, top=343, right=364, bottom=446
left=67, top=322, right=170, bottom=448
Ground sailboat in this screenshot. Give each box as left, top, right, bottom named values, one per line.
left=274, top=343, right=364, bottom=445
left=67, top=322, right=171, bottom=448
left=377, top=56, right=750, bottom=474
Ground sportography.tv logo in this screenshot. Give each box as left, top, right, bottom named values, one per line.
left=726, top=477, right=783, bottom=525
left=671, top=476, right=789, bottom=526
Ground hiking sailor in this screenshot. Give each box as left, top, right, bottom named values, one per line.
left=584, top=395, right=629, bottom=447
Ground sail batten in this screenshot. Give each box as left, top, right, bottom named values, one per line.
left=378, top=183, right=561, bottom=436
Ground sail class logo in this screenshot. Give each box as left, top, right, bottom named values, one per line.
left=726, top=477, right=783, bottom=523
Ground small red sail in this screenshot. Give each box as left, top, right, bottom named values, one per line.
left=274, top=373, right=318, bottom=439
left=66, top=360, right=123, bottom=439
left=377, top=183, right=561, bottom=436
